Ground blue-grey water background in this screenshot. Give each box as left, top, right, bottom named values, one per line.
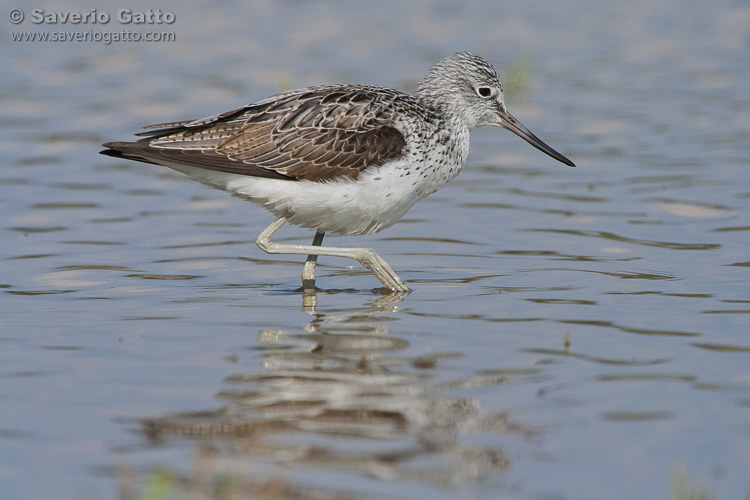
left=2, top=0, right=750, bottom=499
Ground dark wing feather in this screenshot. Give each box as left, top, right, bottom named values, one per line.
left=101, top=86, right=408, bottom=183
left=99, top=142, right=294, bottom=180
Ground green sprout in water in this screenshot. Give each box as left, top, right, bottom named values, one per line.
left=142, top=468, right=177, bottom=500
left=503, top=52, right=533, bottom=105
left=669, top=464, right=714, bottom=500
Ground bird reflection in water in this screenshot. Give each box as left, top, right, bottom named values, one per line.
left=136, top=290, right=536, bottom=496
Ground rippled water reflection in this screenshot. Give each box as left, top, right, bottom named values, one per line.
left=137, top=293, right=518, bottom=495
left=2, top=0, right=750, bottom=499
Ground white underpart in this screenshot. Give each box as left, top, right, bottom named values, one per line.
left=162, top=158, right=438, bottom=236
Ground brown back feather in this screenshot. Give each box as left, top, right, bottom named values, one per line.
left=117, top=86, right=409, bottom=182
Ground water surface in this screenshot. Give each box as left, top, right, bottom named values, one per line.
left=2, top=1, right=750, bottom=499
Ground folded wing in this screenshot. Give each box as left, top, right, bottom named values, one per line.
left=101, top=86, right=408, bottom=182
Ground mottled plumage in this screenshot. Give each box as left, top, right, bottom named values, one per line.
left=115, top=86, right=410, bottom=182
left=101, top=52, right=574, bottom=291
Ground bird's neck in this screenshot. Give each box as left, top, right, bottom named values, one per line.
left=414, top=88, right=477, bottom=134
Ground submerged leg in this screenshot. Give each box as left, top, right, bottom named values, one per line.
left=255, top=217, right=409, bottom=292
left=301, top=230, right=325, bottom=289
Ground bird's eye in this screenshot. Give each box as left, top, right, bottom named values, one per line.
left=476, top=86, right=493, bottom=98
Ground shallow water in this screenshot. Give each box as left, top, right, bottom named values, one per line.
left=2, top=0, right=750, bottom=499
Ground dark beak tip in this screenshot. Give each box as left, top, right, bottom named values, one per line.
left=498, top=111, right=576, bottom=169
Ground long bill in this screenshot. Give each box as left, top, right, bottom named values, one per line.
left=498, top=110, right=576, bottom=167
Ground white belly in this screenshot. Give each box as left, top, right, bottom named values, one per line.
left=164, top=159, right=437, bottom=235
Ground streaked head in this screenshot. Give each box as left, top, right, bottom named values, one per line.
left=416, top=52, right=575, bottom=167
